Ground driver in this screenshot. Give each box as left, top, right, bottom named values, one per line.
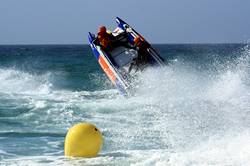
left=97, top=26, right=134, bottom=52
left=97, top=26, right=116, bottom=51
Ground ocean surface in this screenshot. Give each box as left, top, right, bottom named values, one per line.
left=0, top=44, right=250, bottom=165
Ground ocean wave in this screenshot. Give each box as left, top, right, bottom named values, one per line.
left=0, top=44, right=249, bottom=165
left=0, top=68, right=53, bottom=95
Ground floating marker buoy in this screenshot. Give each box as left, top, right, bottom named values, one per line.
left=64, top=123, right=103, bottom=157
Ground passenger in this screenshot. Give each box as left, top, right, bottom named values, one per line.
left=128, top=36, right=151, bottom=73
left=133, top=36, right=151, bottom=65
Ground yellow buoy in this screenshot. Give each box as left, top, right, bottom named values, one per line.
left=64, top=123, right=103, bottom=157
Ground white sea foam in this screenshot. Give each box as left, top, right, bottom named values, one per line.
left=0, top=68, right=53, bottom=95
left=0, top=46, right=250, bottom=165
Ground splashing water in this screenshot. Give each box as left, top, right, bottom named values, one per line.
left=0, top=44, right=249, bottom=165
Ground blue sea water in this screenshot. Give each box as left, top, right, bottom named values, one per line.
left=0, top=44, right=250, bottom=165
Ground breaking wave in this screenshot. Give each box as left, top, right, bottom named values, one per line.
left=0, top=44, right=250, bottom=165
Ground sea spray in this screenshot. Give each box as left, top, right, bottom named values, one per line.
left=0, top=44, right=249, bottom=165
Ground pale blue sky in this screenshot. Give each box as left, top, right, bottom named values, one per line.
left=0, top=0, right=250, bottom=44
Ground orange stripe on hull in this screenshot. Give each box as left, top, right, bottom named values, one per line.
left=99, top=55, right=116, bottom=84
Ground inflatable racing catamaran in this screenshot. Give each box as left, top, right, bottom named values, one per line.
left=88, top=17, right=165, bottom=95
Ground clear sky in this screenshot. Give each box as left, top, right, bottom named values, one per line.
left=0, top=0, right=250, bottom=44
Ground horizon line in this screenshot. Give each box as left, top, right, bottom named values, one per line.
left=0, top=42, right=247, bottom=46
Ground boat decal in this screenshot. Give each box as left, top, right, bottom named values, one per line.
left=98, top=55, right=116, bottom=84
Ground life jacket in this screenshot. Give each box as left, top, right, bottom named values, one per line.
left=98, top=32, right=114, bottom=49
